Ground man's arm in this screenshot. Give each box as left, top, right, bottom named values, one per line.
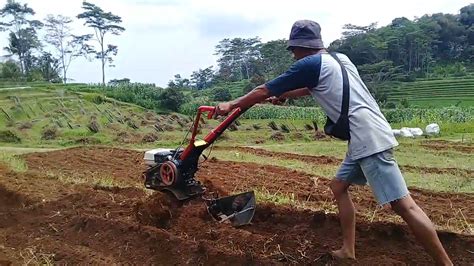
left=216, top=84, right=271, bottom=115
left=216, top=54, right=321, bottom=115
left=280, top=87, right=311, bottom=99
left=268, top=87, right=311, bottom=105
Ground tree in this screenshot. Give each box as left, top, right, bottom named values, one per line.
left=190, top=66, right=214, bottom=89
left=327, top=6, right=472, bottom=80
left=160, top=88, right=186, bottom=111
left=77, top=1, right=125, bottom=85
left=32, top=52, right=61, bottom=82
left=185, top=4, right=472, bottom=94
left=215, top=37, right=262, bottom=81
left=459, top=4, right=474, bottom=60
left=44, top=15, right=92, bottom=83
left=429, top=13, right=465, bottom=62
left=167, top=74, right=190, bottom=89
left=259, top=39, right=294, bottom=79
left=460, top=4, right=474, bottom=27
left=0, top=0, right=43, bottom=76
left=243, top=74, right=266, bottom=94
left=0, top=60, right=21, bottom=80
left=329, top=23, right=385, bottom=66
left=108, top=78, right=130, bottom=85
left=341, top=23, right=378, bottom=38
left=4, top=28, right=41, bottom=75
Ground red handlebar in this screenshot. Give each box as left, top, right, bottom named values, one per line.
left=198, top=106, right=216, bottom=119
left=179, top=105, right=243, bottom=161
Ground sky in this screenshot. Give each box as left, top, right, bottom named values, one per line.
left=1, top=0, right=472, bottom=87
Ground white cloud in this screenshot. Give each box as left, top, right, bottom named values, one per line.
left=0, top=0, right=471, bottom=86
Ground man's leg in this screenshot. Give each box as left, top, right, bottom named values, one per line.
left=330, top=179, right=356, bottom=259
left=391, top=196, right=452, bottom=266
left=360, top=149, right=452, bottom=265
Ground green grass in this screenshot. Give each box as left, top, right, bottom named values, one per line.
left=93, top=176, right=129, bottom=189
left=0, top=151, right=28, bottom=172
left=254, top=188, right=297, bottom=205
left=394, top=140, right=472, bottom=170
left=43, top=170, right=134, bottom=189
left=403, top=172, right=473, bottom=193
left=211, top=149, right=339, bottom=177
left=209, top=134, right=473, bottom=193
left=0, top=147, right=60, bottom=154
left=212, top=147, right=473, bottom=193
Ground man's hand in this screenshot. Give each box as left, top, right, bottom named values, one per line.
left=215, top=102, right=234, bottom=116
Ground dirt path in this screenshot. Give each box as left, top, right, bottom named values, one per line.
left=0, top=147, right=471, bottom=264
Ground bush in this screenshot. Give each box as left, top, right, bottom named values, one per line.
left=18, top=122, right=33, bottom=130
left=280, top=124, right=290, bottom=133
left=82, top=93, right=106, bottom=104
left=142, top=133, right=159, bottom=143
left=401, top=73, right=417, bottom=82
left=432, top=63, right=468, bottom=78
left=243, top=105, right=473, bottom=124
left=41, top=127, right=58, bottom=140
left=0, top=130, right=21, bottom=143
left=160, top=88, right=187, bottom=111
left=0, top=60, right=21, bottom=81
left=179, top=98, right=215, bottom=115
left=268, top=121, right=278, bottom=130
left=212, top=87, right=232, bottom=101
left=92, top=95, right=106, bottom=104
left=399, top=98, right=410, bottom=108
left=88, top=120, right=100, bottom=133
left=242, top=75, right=266, bottom=94
left=68, top=83, right=164, bottom=111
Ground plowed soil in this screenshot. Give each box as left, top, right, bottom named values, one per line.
left=0, top=146, right=472, bottom=265
left=422, top=140, right=474, bottom=154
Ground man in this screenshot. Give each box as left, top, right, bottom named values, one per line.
left=215, top=20, right=452, bottom=264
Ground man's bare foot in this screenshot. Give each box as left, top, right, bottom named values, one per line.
left=331, top=248, right=355, bottom=260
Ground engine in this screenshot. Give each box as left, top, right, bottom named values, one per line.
left=142, top=148, right=203, bottom=200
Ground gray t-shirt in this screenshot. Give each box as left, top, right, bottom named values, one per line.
left=266, top=52, right=398, bottom=160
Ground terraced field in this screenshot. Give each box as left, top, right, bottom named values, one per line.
left=383, top=77, right=474, bottom=107
left=0, top=87, right=191, bottom=147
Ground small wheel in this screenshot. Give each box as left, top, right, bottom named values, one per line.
left=160, top=161, right=178, bottom=186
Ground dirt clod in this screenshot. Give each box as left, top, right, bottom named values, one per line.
left=135, top=192, right=181, bottom=229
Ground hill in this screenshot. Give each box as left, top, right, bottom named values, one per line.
left=0, top=85, right=191, bottom=147
left=381, top=77, right=474, bottom=107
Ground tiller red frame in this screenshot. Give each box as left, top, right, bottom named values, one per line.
left=142, top=106, right=256, bottom=226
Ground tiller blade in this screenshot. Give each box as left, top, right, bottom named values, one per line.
left=205, top=191, right=256, bottom=227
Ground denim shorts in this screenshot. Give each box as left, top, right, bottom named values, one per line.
left=335, top=149, right=409, bottom=205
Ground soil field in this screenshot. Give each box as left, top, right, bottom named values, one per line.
left=421, top=140, right=474, bottom=154
left=217, top=146, right=474, bottom=178
left=0, top=146, right=472, bottom=265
